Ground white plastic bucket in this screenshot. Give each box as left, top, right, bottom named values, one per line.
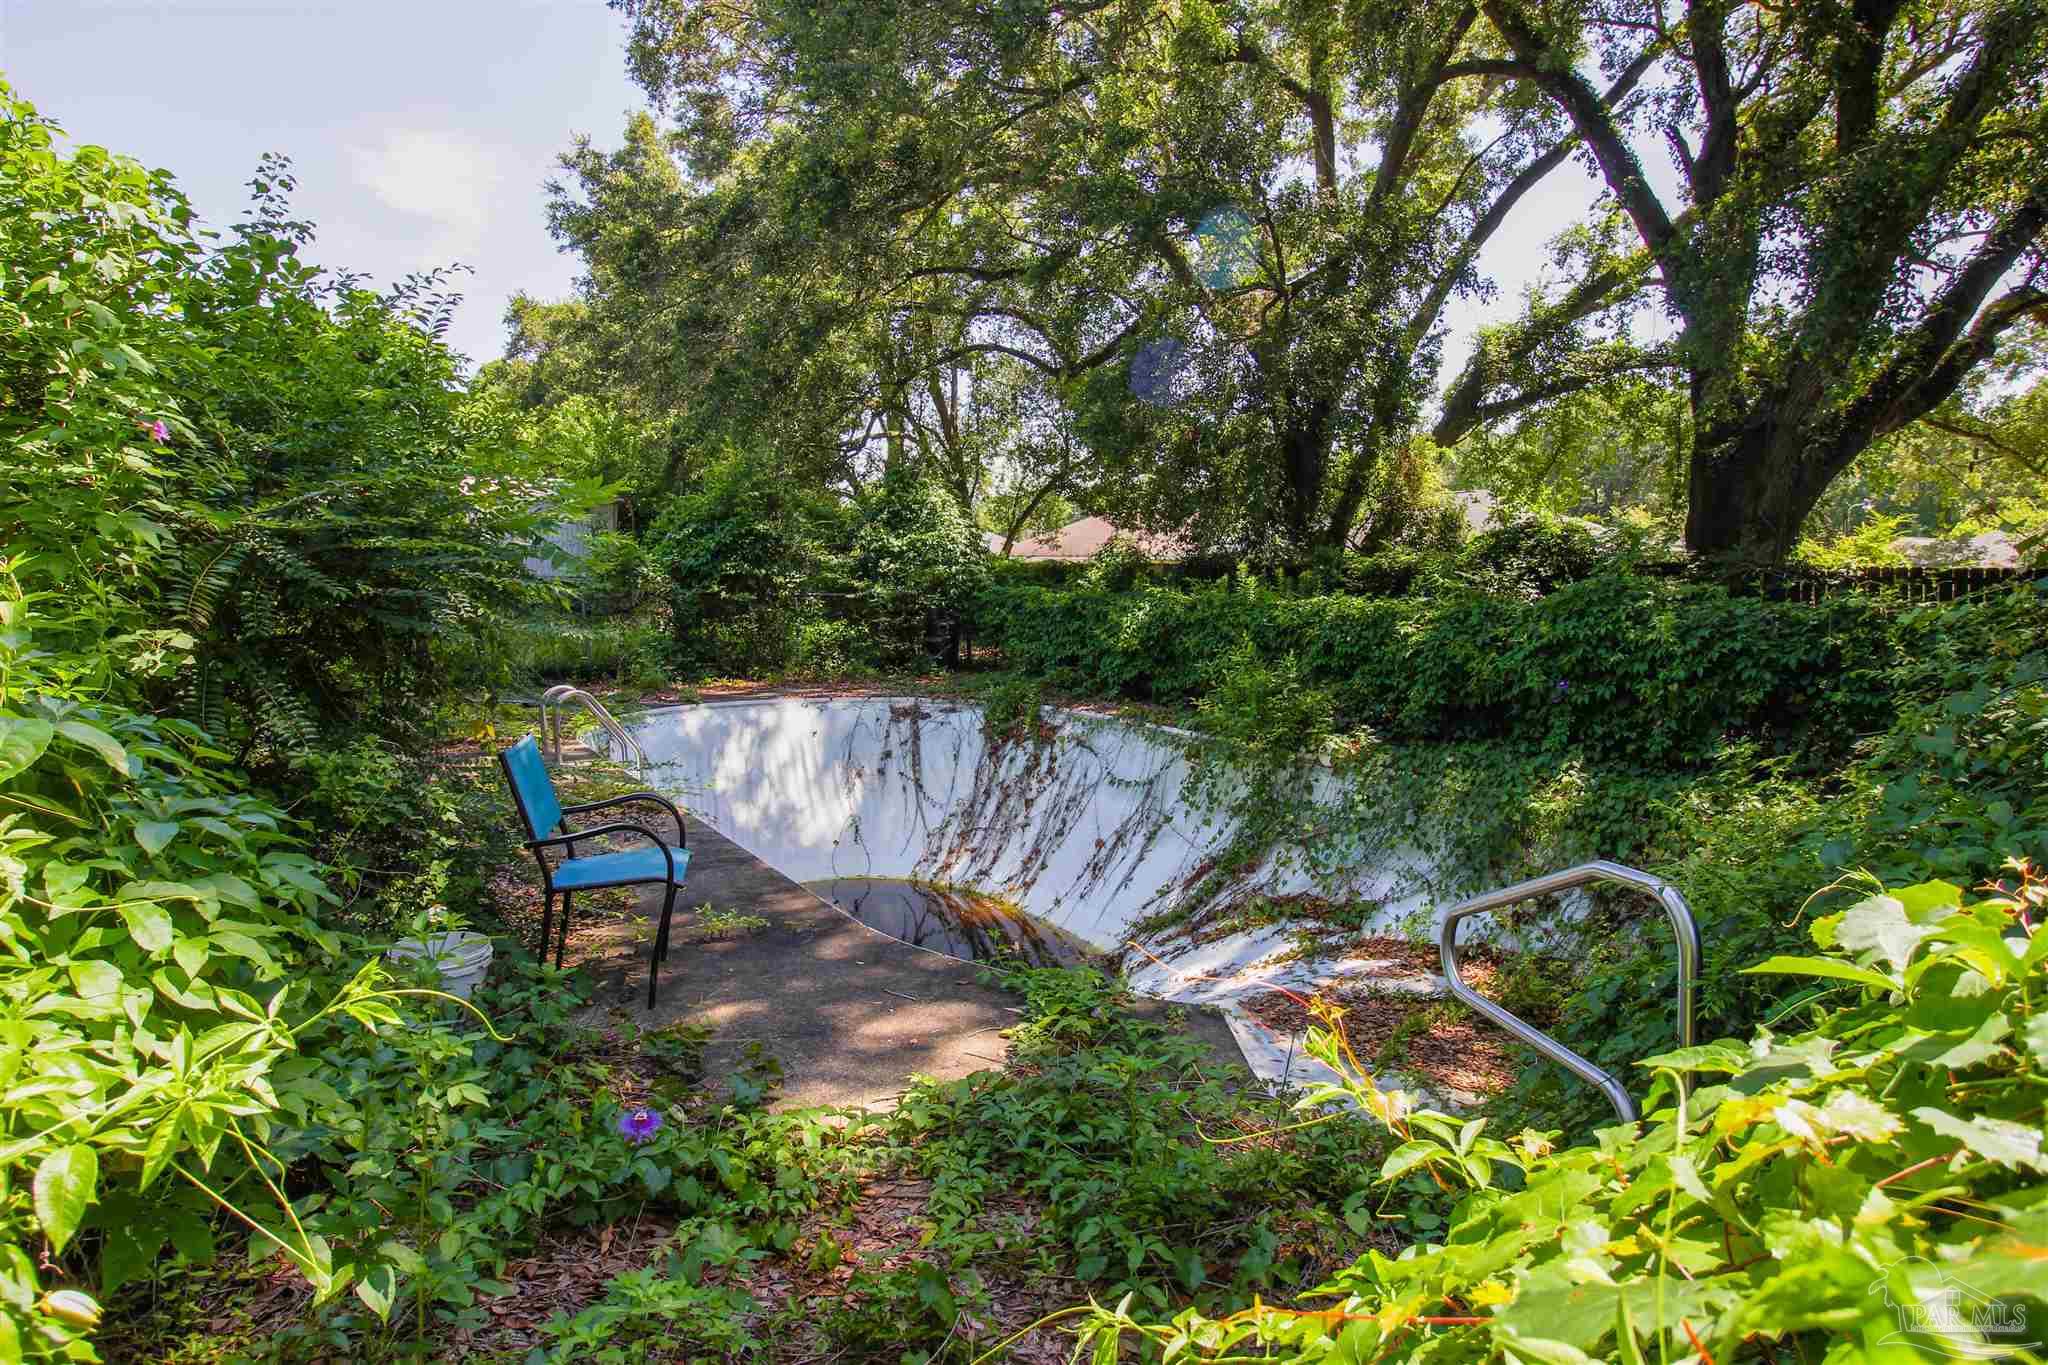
left=386, top=931, right=495, bottom=1000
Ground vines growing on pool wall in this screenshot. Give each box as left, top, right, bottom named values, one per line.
left=870, top=694, right=1606, bottom=966
left=823, top=690, right=1680, bottom=980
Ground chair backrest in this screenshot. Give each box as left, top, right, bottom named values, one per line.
left=498, top=735, right=563, bottom=840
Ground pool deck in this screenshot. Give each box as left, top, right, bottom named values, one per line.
left=560, top=815, right=1246, bottom=1110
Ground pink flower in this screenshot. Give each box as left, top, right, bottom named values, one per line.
left=149, top=420, right=169, bottom=443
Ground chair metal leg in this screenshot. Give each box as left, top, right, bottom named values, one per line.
left=655, top=881, right=676, bottom=964
left=648, top=881, right=677, bottom=1010
left=537, top=891, right=553, bottom=963
left=556, top=890, right=572, bottom=971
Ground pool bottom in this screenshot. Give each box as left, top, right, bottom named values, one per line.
left=805, top=877, right=1095, bottom=969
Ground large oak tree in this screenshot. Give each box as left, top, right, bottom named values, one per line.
left=610, top=0, right=1663, bottom=554
left=1451, top=0, right=2048, bottom=560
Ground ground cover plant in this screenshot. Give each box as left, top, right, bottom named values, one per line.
left=81, top=906, right=1399, bottom=1363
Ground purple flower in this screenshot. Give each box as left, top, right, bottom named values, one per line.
left=149, top=419, right=169, bottom=444
left=1554, top=680, right=1570, bottom=699
left=617, top=1106, right=664, bottom=1144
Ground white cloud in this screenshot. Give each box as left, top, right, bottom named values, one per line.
left=346, top=127, right=512, bottom=263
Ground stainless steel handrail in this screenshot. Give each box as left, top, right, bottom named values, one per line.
left=538, top=684, right=578, bottom=761
left=540, top=687, right=568, bottom=761
left=538, top=685, right=648, bottom=775
left=1437, top=860, right=1700, bottom=1123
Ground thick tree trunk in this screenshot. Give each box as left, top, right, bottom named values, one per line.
left=1277, top=404, right=1334, bottom=550
left=1683, top=414, right=1835, bottom=563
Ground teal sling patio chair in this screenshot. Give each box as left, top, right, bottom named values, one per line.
left=498, top=735, right=690, bottom=1008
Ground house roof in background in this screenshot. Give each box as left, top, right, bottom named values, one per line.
left=997, top=516, right=1187, bottom=562
left=1891, top=531, right=2024, bottom=568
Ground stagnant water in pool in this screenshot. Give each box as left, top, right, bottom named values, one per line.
left=805, top=877, right=1095, bottom=968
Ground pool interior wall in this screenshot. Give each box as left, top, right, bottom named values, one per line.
left=625, top=697, right=1522, bottom=1093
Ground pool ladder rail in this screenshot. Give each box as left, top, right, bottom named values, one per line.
left=1438, top=861, right=1700, bottom=1123
left=537, top=685, right=649, bottom=777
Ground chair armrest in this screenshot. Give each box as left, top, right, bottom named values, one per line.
left=528, top=823, right=676, bottom=879
left=561, top=792, right=686, bottom=848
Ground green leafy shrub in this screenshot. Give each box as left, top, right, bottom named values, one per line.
left=159, top=237, right=561, bottom=756
left=650, top=447, right=845, bottom=675
left=1080, top=869, right=2048, bottom=1363
left=0, top=602, right=437, bottom=1357
left=900, top=964, right=1378, bottom=1313
left=1455, top=513, right=1607, bottom=597
left=1195, top=643, right=1336, bottom=761
left=850, top=467, right=990, bottom=667
left=1329, top=547, right=1436, bottom=598
left=1508, top=583, right=2048, bottom=1132
left=1076, top=533, right=1152, bottom=592
left=573, top=530, right=664, bottom=610
left=0, top=87, right=565, bottom=763
left=500, top=614, right=670, bottom=690
left=970, top=673, right=1048, bottom=744
left=787, top=618, right=876, bottom=679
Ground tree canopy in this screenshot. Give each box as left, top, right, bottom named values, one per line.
left=526, top=0, right=2048, bottom=562
left=1455, top=0, right=2048, bottom=559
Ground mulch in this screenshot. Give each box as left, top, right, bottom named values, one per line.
left=457, top=1216, right=681, bottom=1359
left=1240, top=958, right=1522, bottom=1098
left=745, top=1176, right=1079, bottom=1363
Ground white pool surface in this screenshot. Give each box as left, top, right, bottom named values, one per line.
left=623, top=696, right=1485, bottom=1091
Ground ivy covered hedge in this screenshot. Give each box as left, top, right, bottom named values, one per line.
left=973, top=573, right=1896, bottom=765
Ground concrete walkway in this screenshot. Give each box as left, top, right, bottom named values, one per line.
left=562, top=817, right=1245, bottom=1110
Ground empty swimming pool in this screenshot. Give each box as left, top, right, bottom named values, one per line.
left=619, top=695, right=1545, bottom=1088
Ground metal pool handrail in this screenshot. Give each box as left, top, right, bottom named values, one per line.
left=538, top=685, right=648, bottom=776
left=1437, top=860, right=1700, bottom=1123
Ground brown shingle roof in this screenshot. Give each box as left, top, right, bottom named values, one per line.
left=999, top=516, right=1185, bottom=562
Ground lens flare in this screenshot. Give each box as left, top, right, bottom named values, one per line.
left=1129, top=336, right=1190, bottom=407
left=1193, top=206, right=1258, bottom=290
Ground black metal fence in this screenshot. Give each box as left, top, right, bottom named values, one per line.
left=1633, top=562, right=2035, bottom=605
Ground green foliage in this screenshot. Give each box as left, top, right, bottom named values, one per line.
left=0, top=84, right=592, bottom=1362
left=649, top=447, right=845, bottom=676
left=693, top=905, right=769, bottom=939
left=850, top=468, right=990, bottom=667
left=225, top=951, right=852, bottom=1360
left=154, top=188, right=562, bottom=758
left=0, top=603, right=498, bottom=1358
left=1455, top=516, right=1609, bottom=599
left=898, top=963, right=1378, bottom=1315
left=1082, top=869, right=2048, bottom=1363
left=1075, top=534, right=1152, bottom=593
left=537, top=1268, right=760, bottom=1362
left=0, top=87, right=567, bottom=762
left=600, top=0, right=1651, bottom=557
left=1508, top=584, right=2048, bottom=1129
left=967, top=673, right=1048, bottom=745
left=976, top=572, right=1890, bottom=766
left=499, top=614, right=670, bottom=692
left=1, top=618, right=337, bottom=1276
left=785, top=618, right=877, bottom=681
left=1449, top=375, right=1691, bottom=525
left=1195, top=643, right=1335, bottom=762
left=573, top=530, right=665, bottom=610
left=1793, top=514, right=1914, bottom=569
left=0, top=84, right=206, bottom=679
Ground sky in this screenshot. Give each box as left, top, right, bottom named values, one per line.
left=0, top=1, right=1648, bottom=377
left=0, top=0, right=648, bottom=366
